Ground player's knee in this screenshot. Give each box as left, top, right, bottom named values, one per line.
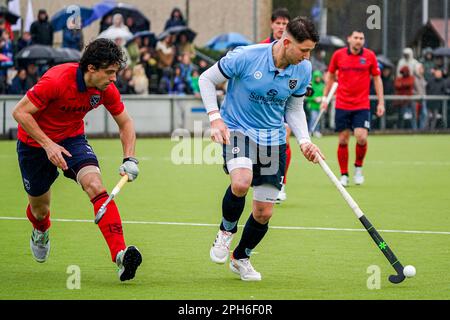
left=31, top=204, right=50, bottom=219
left=231, top=179, right=251, bottom=197
left=253, top=207, right=273, bottom=224
left=82, top=177, right=105, bottom=196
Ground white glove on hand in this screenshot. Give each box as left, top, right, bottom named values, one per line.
left=119, top=157, right=139, bottom=181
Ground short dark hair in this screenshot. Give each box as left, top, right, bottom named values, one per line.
left=286, top=16, right=319, bottom=43
left=79, top=38, right=126, bottom=72
left=348, top=30, right=364, bottom=36
left=271, top=8, right=291, bottom=22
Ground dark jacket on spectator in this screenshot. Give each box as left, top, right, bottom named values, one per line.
left=30, top=11, right=54, bottom=46
left=164, top=8, right=186, bottom=30
left=62, top=27, right=83, bottom=51
left=9, top=75, right=32, bottom=94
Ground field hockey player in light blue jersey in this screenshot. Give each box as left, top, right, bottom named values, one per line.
left=199, top=16, right=325, bottom=281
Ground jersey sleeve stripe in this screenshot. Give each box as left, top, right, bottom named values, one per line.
left=217, top=60, right=231, bottom=79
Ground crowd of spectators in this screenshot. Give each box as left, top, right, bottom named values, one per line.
left=1, top=6, right=449, bottom=131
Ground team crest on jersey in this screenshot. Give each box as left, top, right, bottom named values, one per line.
left=360, top=57, right=367, bottom=65
left=90, top=95, right=100, bottom=107
left=289, top=79, right=298, bottom=89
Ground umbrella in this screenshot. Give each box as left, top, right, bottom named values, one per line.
left=126, top=31, right=157, bottom=48
left=16, top=45, right=57, bottom=61
left=83, top=1, right=117, bottom=28
left=53, top=48, right=82, bottom=63
left=0, top=6, right=20, bottom=24
left=158, top=26, right=196, bottom=42
left=432, top=47, right=450, bottom=57
left=376, top=54, right=394, bottom=69
left=50, top=6, right=94, bottom=32
left=318, top=35, right=346, bottom=48
left=205, top=32, right=252, bottom=51
left=97, top=27, right=133, bottom=41
left=100, top=3, right=150, bottom=33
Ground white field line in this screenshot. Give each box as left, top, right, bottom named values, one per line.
left=0, top=216, right=449, bottom=235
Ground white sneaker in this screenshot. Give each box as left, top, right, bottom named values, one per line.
left=210, top=230, right=234, bottom=264
left=276, top=184, right=287, bottom=203
left=30, top=228, right=50, bottom=263
left=354, top=167, right=364, bottom=185
left=116, top=245, right=142, bottom=281
left=339, top=175, right=349, bottom=187
left=229, top=256, right=261, bottom=281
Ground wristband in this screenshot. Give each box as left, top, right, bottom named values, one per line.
left=123, top=157, right=139, bottom=164
left=209, top=112, right=222, bottom=122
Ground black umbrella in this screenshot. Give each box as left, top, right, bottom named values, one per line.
left=16, top=45, right=57, bottom=61
left=126, top=31, right=157, bottom=48
left=376, top=54, right=394, bottom=69
left=53, top=48, right=82, bottom=63
left=432, top=47, right=450, bottom=57
left=158, top=25, right=196, bottom=42
left=101, top=3, right=150, bottom=33
left=0, top=6, right=20, bottom=24
left=318, top=35, right=346, bottom=48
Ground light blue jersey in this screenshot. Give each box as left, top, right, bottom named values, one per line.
left=218, top=42, right=312, bottom=146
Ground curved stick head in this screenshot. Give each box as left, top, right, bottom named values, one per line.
left=389, top=273, right=406, bottom=284
left=94, top=206, right=107, bottom=224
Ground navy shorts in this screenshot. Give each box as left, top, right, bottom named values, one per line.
left=222, top=131, right=286, bottom=190
left=17, top=135, right=99, bottom=197
left=334, top=109, right=371, bottom=132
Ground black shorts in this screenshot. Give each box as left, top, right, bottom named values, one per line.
left=335, top=108, right=371, bottom=132
left=222, top=131, right=286, bottom=190
left=17, top=135, right=99, bottom=197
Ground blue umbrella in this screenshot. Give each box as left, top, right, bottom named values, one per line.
left=50, top=6, right=94, bottom=31
left=83, top=1, right=117, bottom=28
left=205, top=32, right=253, bottom=51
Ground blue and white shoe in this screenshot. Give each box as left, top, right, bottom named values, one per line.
left=30, top=228, right=50, bottom=263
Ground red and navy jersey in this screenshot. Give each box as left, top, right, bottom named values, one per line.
left=19, top=63, right=124, bottom=147
left=260, top=34, right=275, bottom=44
left=328, top=47, right=380, bottom=110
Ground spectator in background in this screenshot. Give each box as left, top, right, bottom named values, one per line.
left=394, top=65, right=416, bottom=130
left=191, top=69, right=200, bottom=97
left=17, top=31, right=32, bottom=52
left=100, top=14, right=113, bottom=33
left=176, top=33, right=195, bottom=60
left=396, top=48, right=419, bottom=77
left=131, top=64, right=148, bottom=95
left=414, top=63, right=428, bottom=130
left=62, top=20, right=84, bottom=51
left=197, top=59, right=209, bottom=74
left=127, top=37, right=141, bottom=69
left=98, top=14, right=133, bottom=42
left=172, top=65, right=186, bottom=95
left=178, top=53, right=195, bottom=93
left=0, top=17, right=13, bottom=40
left=116, top=67, right=135, bottom=94
left=140, top=51, right=158, bottom=93
left=125, top=16, right=139, bottom=34
left=164, top=8, right=186, bottom=30
left=30, top=9, right=54, bottom=46
left=156, top=34, right=176, bottom=84
left=114, top=37, right=131, bottom=67
left=8, top=68, right=32, bottom=94
left=426, top=68, right=448, bottom=129
left=419, top=47, right=435, bottom=82
left=26, top=63, right=39, bottom=87
left=306, top=70, right=325, bottom=137
left=158, top=68, right=172, bottom=94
